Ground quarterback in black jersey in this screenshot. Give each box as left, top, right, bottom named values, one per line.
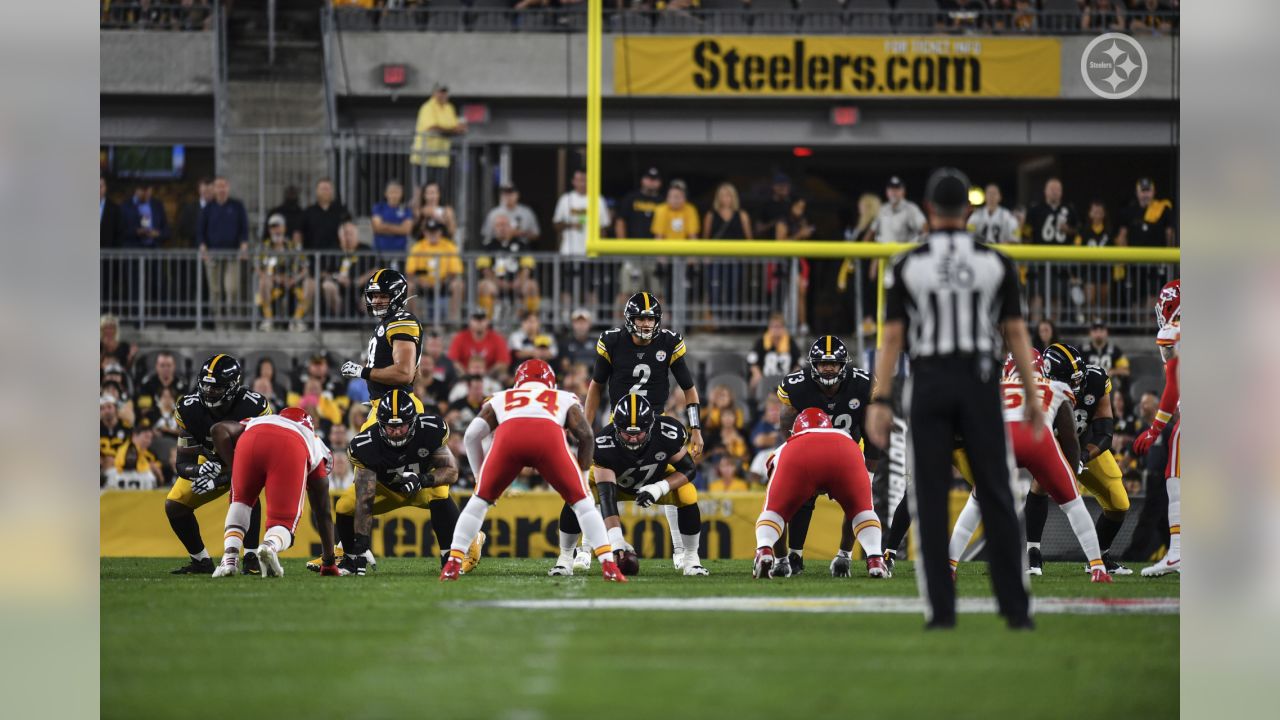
left=165, top=354, right=272, bottom=575
left=1036, top=344, right=1131, bottom=575
left=584, top=292, right=704, bottom=570
left=553, top=395, right=707, bottom=577
left=770, top=336, right=871, bottom=576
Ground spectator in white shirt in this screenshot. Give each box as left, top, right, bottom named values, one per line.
left=552, top=169, right=610, bottom=257
left=481, top=184, right=541, bottom=245
left=968, top=183, right=1021, bottom=244
left=870, top=176, right=927, bottom=244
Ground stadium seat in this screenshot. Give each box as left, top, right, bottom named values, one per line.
left=846, top=0, right=893, bottom=33
left=894, top=0, right=940, bottom=33
left=708, top=352, right=750, bottom=380
left=334, top=8, right=376, bottom=31
left=613, top=10, right=656, bottom=34
left=1040, top=0, right=1081, bottom=34
left=748, top=0, right=799, bottom=34
left=799, top=0, right=847, bottom=35
left=707, top=373, right=751, bottom=411
left=655, top=11, right=705, bottom=35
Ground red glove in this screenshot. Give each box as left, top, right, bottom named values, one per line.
left=1133, top=425, right=1161, bottom=456
left=319, top=564, right=341, bottom=576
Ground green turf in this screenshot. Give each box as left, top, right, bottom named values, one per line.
left=102, top=557, right=1178, bottom=720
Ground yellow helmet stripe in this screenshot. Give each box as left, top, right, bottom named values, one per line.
left=373, top=268, right=386, bottom=283
left=642, top=293, right=651, bottom=312
left=1051, top=343, right=1079, bottom=371
left=208, top=353, right=225, bottom=375
left=391, top=390, right=399, bottom=418
left=825, top=335, right=832, bottom=354
left=629, top=393, right=637, bottom=426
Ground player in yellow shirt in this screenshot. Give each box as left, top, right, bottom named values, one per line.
left=651, top=180, right=700, bottom=239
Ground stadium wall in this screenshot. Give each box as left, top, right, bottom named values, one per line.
left=100, top=30, right=216, bottom=95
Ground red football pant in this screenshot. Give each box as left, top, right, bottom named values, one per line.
left=764, top=432, right=873, bottom=521
left=229, top=424, right=310, bottom=534
left=1006, top=421, right=1080, bottom=505
left=476, top=418, right=588, bottom=505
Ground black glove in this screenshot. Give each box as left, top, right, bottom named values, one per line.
left=388, top=471, right=423, bottom=496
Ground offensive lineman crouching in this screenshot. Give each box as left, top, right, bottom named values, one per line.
left=555, top=394, right=706, bottom=576
left=754, top=408, right=887, bottom=579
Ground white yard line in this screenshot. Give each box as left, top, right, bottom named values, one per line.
left=460, top=596, right=1179, bottom=615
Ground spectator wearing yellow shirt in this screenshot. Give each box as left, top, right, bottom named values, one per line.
left=406, top=218, right=465, bottom=324
left=410, top=84, right=466, bottom=189
left=111, top=425, right=164, bottom=490
left=651, top=180, right=699, bottom=239
left=707, top=456, right=749, bottom=493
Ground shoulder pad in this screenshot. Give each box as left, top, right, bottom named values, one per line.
left=660, top=328, right=681, bottom=340
left=389, top=309, right=418, bottom=323
left=783, top=371, right=807, bottom=385
left=848, top=367, right=871, bottom=381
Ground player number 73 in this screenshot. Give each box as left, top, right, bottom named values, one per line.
left=504, top=388, right=561, bottom=414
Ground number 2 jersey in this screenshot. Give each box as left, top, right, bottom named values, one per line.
left=175, top=387, right=272, bottom=463
left=347, top=413, right=450, bottom=485
left=776, top=368, right=871, bottom=442
left=592, top=327, right=694, bottom=409
left=592, top=416, right=689, bottom=492
left=365, top=308, right=423, bottom=399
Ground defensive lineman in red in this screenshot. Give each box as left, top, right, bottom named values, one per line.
left=210, top=407, right=340, bottom=577
left=444, top=359, right=626, bottom=582
left=1135, top=279, right=1181, bottom=577
left=753, top=408, right=887, bottom=579
left=947, top=352, right=1112, bottom=583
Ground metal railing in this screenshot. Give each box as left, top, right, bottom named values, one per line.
left=101, top=249, right=1171, bottom=336
left=327, top=6, right=1178, bottom=36
left=100, top=2, right=214, bottom=31
left=223, top=129, right=471, bottom=246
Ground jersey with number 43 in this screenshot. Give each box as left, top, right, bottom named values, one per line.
left=592, top=416, right=688, bottom=492
left=776, top=369, right=871, bottom=441
left=489, top=383, right=580, bottom=427
left=592, top=327, right=692, bottom=409
left=1001, top=376, right=1072, bottom=427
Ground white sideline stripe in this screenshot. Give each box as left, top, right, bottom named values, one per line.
left=461, top=596, right=1179, bottom=616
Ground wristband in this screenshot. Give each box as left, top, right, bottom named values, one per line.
left=652, top=479, right=672, bottom=498
left=360, top=366, right=372, bottom=380
left=685, top=403, right=701, bottom=430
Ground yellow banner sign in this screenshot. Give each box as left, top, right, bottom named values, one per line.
left=101, top=490, right=861, bottom=560
left=614, top=36, right=1061, bottom=98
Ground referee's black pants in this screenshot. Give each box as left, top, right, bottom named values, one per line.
left=906, top=357, right=1030, bottom=626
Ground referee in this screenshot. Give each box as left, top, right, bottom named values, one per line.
left=866, top=167, right=1043, bottom=630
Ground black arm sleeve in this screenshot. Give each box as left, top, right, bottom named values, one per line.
left=997, top=254, right=1023, bottom=321
left=883, top=258, right=908, bottom=323
left=597, top=481, right=620, bottom=519
left=174, top=447, right=201, bottom=479
left=1084, top=417, right=1115, bottom=460
left=670, top=355, right=695, bottom=391
left=670, top=451, right=697, bottom=478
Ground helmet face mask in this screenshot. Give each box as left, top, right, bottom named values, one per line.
left=380, top=420, right=413, bottom=448
left=198, top=378, right=233, bottom=409
left=198, top=354, right=242, bottom=411
left=376, top=390, right=418, bottom=448
left=366, top=291, right=392, bottom=318
left=613, top=394, right=655, bottom=453
left=807, top=337, right=849, bottom=388
left=363, top=269, right=409, bottom=318
left=624, top=292, right=662, bottom=341
left=1043, top=343, right=1085, bottom=395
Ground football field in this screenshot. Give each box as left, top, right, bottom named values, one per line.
left=102, top=558, right=1179, bottom=720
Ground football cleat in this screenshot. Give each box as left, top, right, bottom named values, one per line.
left=770, top=554, right=792, bottom=578
left=753, top=547, right=775, bottom=579
left=256, top=546, right=284, bottom=577
left=1090, top=567, right=1113, bottom=584
left=338, top=553, right=367, bottom=577
left=1027, top=547, right=1044, bottom=576
left=830, top=555, right=852, bottom=578
left=211, top=556, right=238, bottom=578
left=242, top=552, right=261, bottom=576
left=867, top=555, right=889, bottom=579
left=307, top=546, right=345, bottom=572
left=572, top=546, right=593, bottom=572
left=462, top=531, right=486, bottom=574
left=601, top=559, right=628, bottom=583
left=548, top=555, right=575, bottom=577
left=319, top=564, right=342, bottom=576
left=681, top=555, right=709, bottom=576
left=1084, top=552, right=1135, bottom=576
left=883, top=549, right=897, bottom=576
left=1141, top=555, right=1181, bottom=577
left=440, top=556, right=463, bottom=581
left=788, top=552, right=805, bottom=576
left=172, top=557, right=215, bottom=575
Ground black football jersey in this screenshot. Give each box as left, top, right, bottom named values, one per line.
left=592, top=327, right=690, bottom=409
left=1071, top=365, right=1112, bottom=438
left=776, top=368, right=872, bottom=442
left=175, top=387, right=272, bottom=459
left=348, top=414, right=450, bottom=486
left=592, top=416, right=688, bottom=492
left=364, top=309, right=422, bottom=399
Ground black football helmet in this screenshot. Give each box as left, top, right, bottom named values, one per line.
left=1042, top=343, right=1086, bottom=395
left=808, top=336, right=849, bottom=388
left=614, top=393, right=656, bottom=453
left=363, top=268, right=410, bottom=318
left=376, top=389, right=418, bottom=448
left=197, top=354, right=243, bottom=411
left=623, top=292, right=662, bottom=341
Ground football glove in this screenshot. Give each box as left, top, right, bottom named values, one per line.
left=634, top=480, right=671, bottom=508
left=1133, top=425, right=1161, bottom=456
left=191, top=461, right=223, bottom=495
left=388, top=471, right=422, bottom=496
left=340, top=360, right=364, bottom=379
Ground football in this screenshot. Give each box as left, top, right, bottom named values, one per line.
left=616, top=550, right=640, bottom=576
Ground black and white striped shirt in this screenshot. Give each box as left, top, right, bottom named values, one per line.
left=884, top=231, right=1022, bottom=360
